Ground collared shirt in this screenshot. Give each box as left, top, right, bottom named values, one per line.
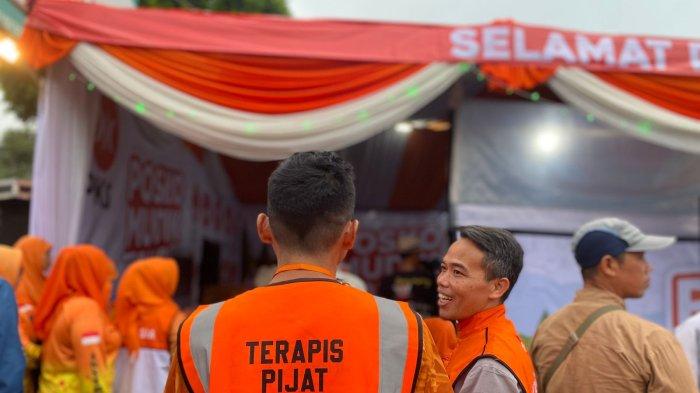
left=675, top=312, right=700, bottom=389
left=531, top=286, right=697, bottom=393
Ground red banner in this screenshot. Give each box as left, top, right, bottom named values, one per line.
left=449, top=23, right=700, bottom=75
left=22, top=0, right=700, bottom=76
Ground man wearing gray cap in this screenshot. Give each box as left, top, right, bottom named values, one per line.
left=530, top=217, right=697, bottom=393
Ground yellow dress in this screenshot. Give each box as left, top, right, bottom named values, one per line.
left=38, top=297, right=121, bottom=393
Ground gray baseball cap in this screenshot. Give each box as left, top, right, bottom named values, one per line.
left=571, top=217, right=676, bottom=268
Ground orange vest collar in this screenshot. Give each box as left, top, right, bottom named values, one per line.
left=445, top=304, right=537, bottom=393
left=274, top=263, right=334, bottom=278
left=456, top=304, right=506, bottom=338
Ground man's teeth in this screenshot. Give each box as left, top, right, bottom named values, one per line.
left=438, top=294, right=453, bottom=301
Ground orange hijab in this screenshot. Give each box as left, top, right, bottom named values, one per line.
left=34, top=245, right=117, bottom=340
left=14, top=236, right=52, bottom=306
left=113, top=257, right=179, bottom=354
left=0, top=244, right=23, bottom=287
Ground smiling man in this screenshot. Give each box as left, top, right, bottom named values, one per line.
left=436, top=226, right=537, bottom=393
left=531, top=218, right=697, bottom=393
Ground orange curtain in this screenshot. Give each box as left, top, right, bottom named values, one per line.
left=20, top=28, right=76, bottom=69
left=479, top=64, right=556, bottom=91
left=593, top=72, right=700, bottom=121
left=476, top=64, right=700, bottom=122
left=21, top=29, right=426, bottom=114
left=101, top=46, right=424, bottom=113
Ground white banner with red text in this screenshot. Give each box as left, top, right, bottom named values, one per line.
left=78, top=96, right=243, bottom=303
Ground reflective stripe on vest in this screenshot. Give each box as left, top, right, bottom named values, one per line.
left=188, top=301, right=224, bottom=393
left=375, top=296, right=409, bottom=392
left=179, top=291, right=422, bottom=392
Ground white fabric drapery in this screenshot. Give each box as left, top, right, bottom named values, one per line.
left=549, top=67, right=700, bottom=155
left=29, top=60, right=100, bottom=256
left=69, top=44, right=463, bottom=161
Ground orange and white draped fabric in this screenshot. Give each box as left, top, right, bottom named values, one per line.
left=549, top=69, right=700, bottom=153
left=113, top=257, right=184, bottom=393
left=21, top=7, right=463, bottom=259
left=19, top=1, right=464, bottom=161
left=17, top=1, right=700, bottom=157
left=17, top=0, right=700, bottom=159
left=34, top=245, right=120, bottom=393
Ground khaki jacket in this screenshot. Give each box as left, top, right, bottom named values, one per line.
left=531, top=286, right=697, bottom=393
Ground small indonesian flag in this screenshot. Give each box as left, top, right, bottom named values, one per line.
left=80, top=332, right=102, bottom=346
left=18, top=304, right=34, bottom=315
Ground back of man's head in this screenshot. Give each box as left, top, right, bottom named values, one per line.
left=267, top=151, right=356, bottom=255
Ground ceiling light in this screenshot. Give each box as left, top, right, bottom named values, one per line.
left=534, top=130, right=561, bottom=154
left=394, top=122, right=413, bottom=134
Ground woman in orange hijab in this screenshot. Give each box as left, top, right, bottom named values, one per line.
left=0, top=244, right=23, bottom=287
left=34, top=244, right=121, bottom=393
left=14, top=235, right=52, bottom=392
left=113, top=257, right=184, bottom=393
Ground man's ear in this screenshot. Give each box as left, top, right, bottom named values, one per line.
left=257, top=213, right=273, bottom=245
left=598, top=254, right=620, bottom=278
left=489, top=277, right=511, bottom=301
left=340, top=219, right=359, bottom=249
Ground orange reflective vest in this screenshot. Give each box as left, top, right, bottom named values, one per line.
left=178, top=279, right=423, bottom=393
left=444, top=305, right=537, bottom=393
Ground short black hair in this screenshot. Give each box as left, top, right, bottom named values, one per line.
left=459, top=225, right=524, bottom=302
left=581, top=251, right=627, bottom=281
left=267, top=151, right=356, bottom=254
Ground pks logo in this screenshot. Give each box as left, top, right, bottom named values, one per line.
left=672, top=272, right=700, bottom=326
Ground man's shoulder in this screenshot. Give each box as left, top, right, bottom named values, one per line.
left=456, top=357, right=521, bottom=393
left=537, top=302, right=667, bottom=334
left=602, top=309, right=671, bottom=338
left=533, top=303, right=576, bottom=335
left=190, top=282, right=380, bottom=319
left=471, top=357, right=519, bottom=378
